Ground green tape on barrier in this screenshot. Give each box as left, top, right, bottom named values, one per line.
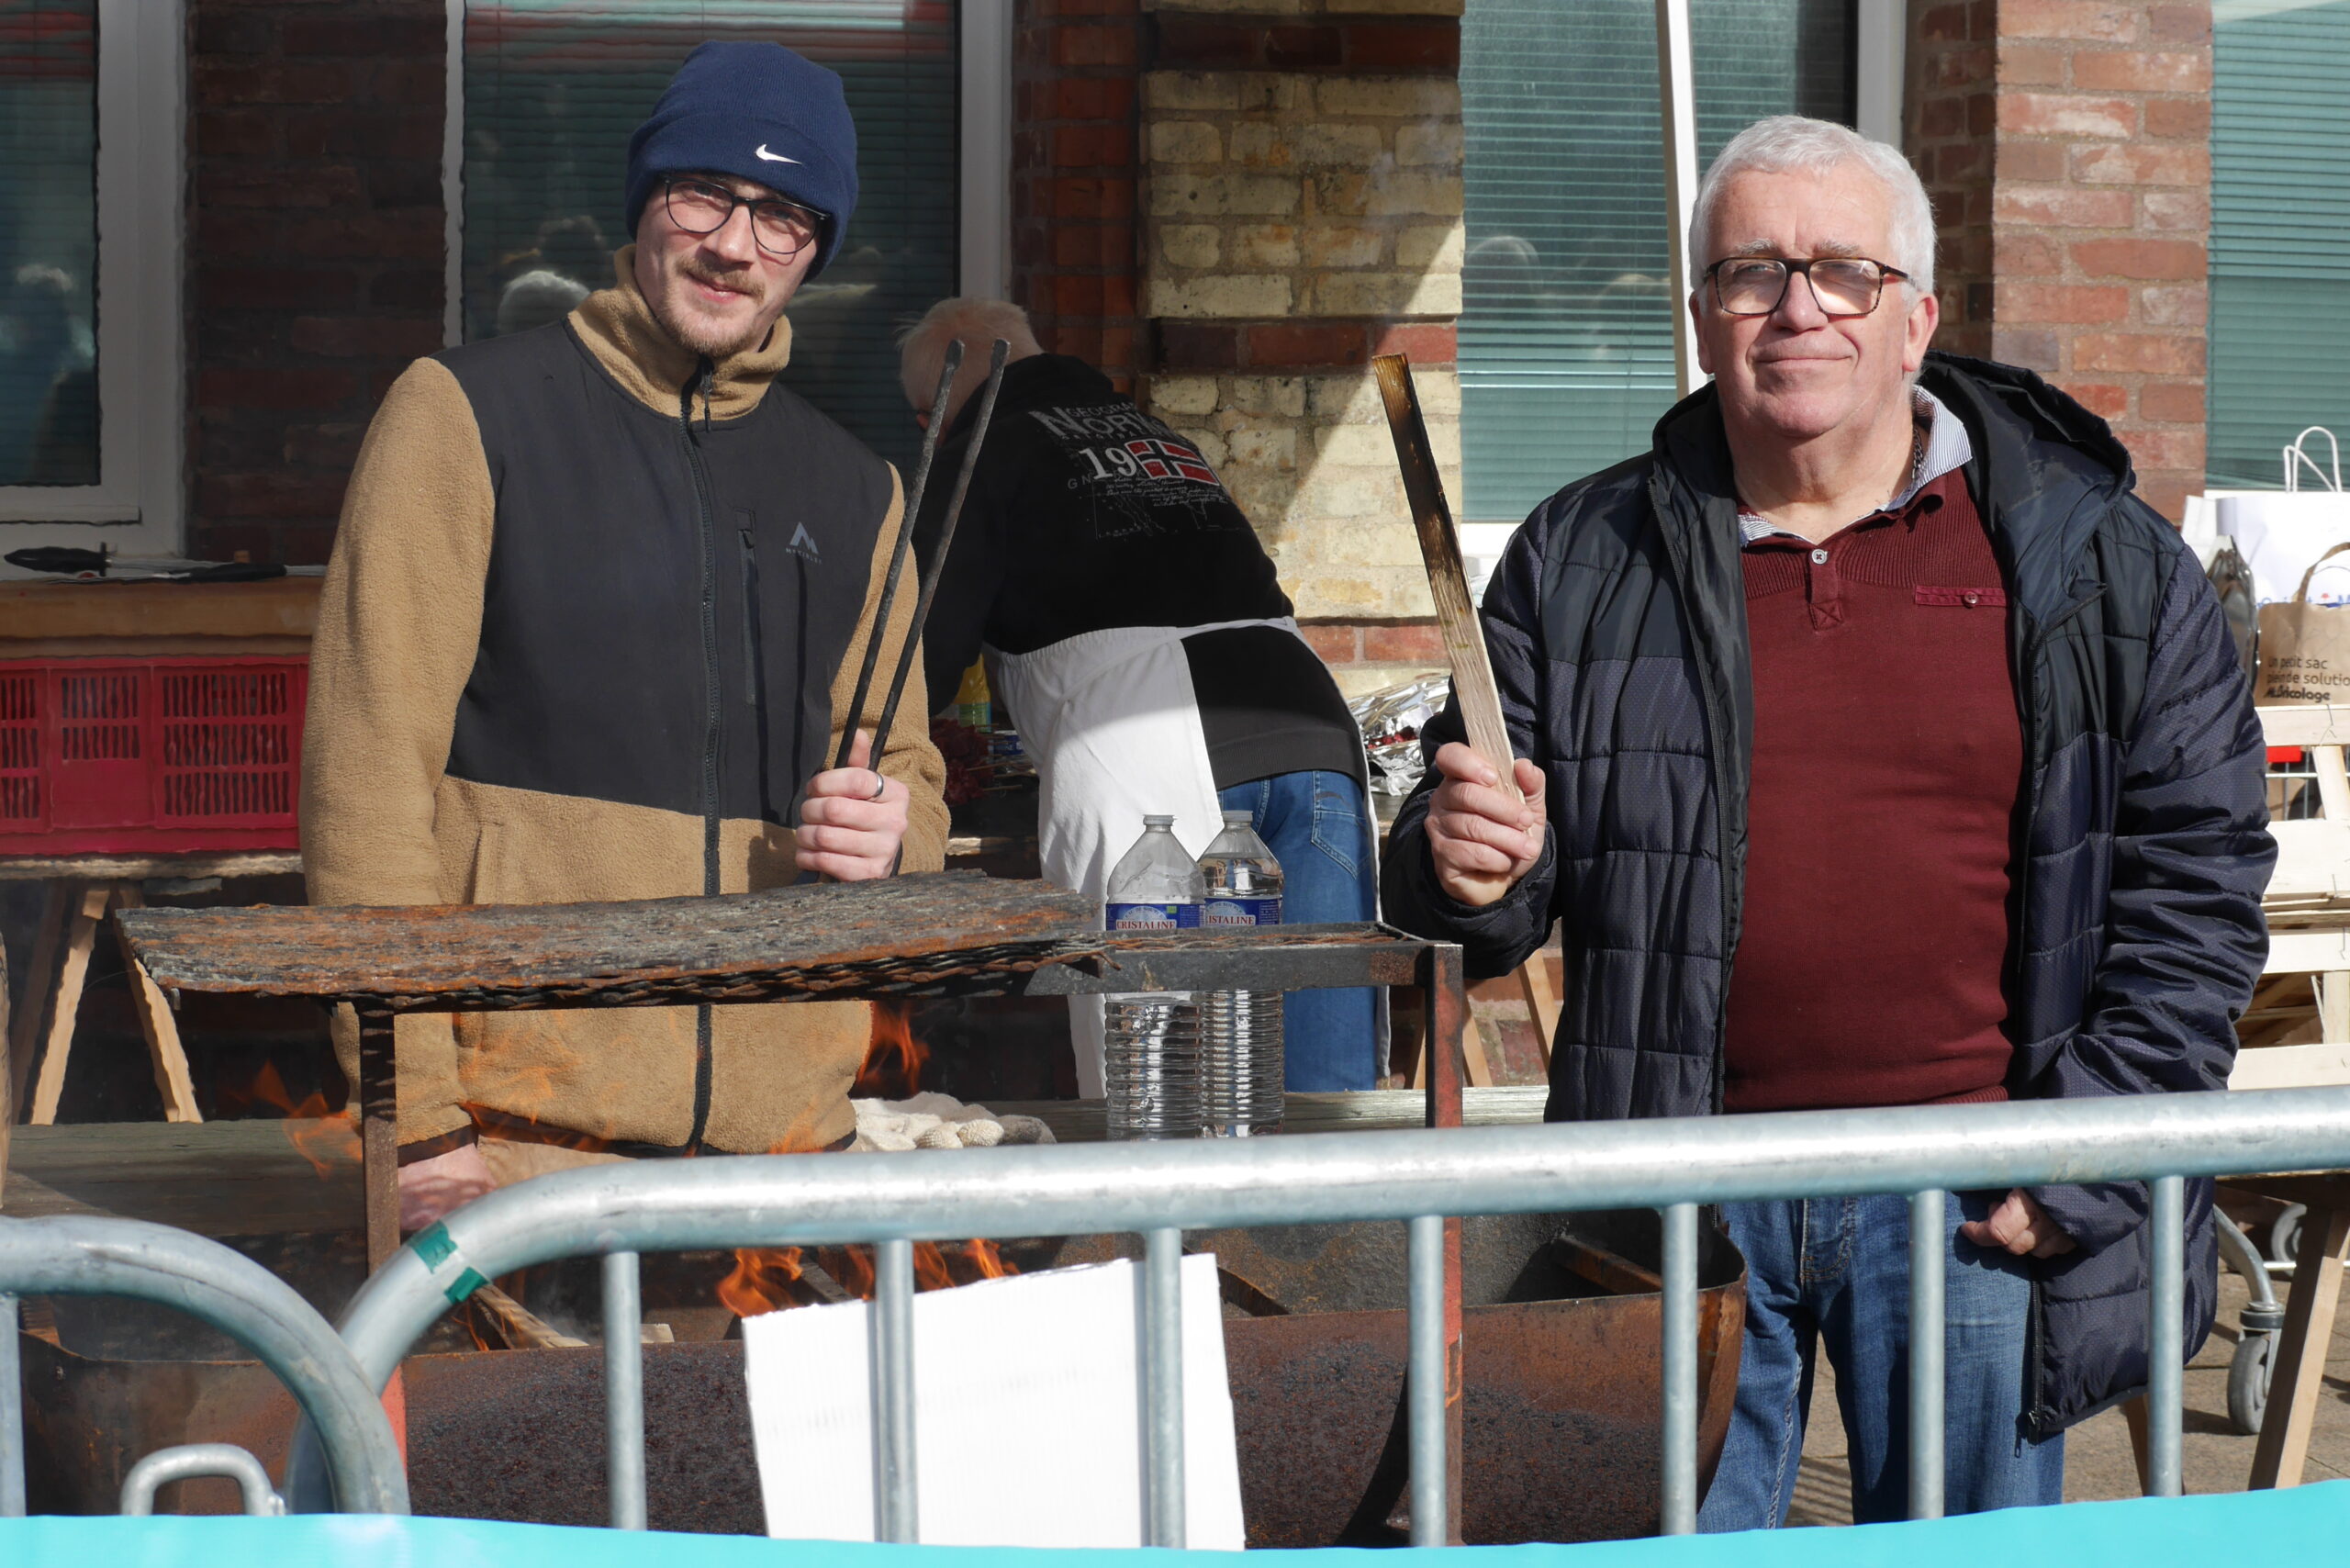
left=409, top=1223, right=485, bottom=1304
left=412, top=1223, right=456, bottom=1268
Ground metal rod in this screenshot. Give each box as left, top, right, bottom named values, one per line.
left=866, top=338, right=1012, bottom=765
left=1407, top=1213, right=1448, bottom=1547
left=1652, top=0, right=1701, bottom=398
left=1908, top=1189, right=1945, bottom=1520
left=872, top=1237, right=919, bottom=1541
left=834, top=339, right=963, bottom=772
left=603, top=1250, right=646, bottom=1530
left=2148, top=1174, right=2185, bottom=1497
left=0, top=1293, right=22, bottom=1518
left=1660, top=1201, right=1698, bottom=1534
left=333, top=1087, right=2350, bottom=1397
left=1141, top=1226, right=1186, bottom=1548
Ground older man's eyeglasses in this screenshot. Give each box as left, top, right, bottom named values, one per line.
left=663, top=175, right=824, bottom=260
left=1706, top=256, right=1909, bottom=319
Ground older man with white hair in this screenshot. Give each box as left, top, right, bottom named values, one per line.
left=898, top=299, right=1383, bottom=1097
left=1383, top=116, right=2271, bottom=1525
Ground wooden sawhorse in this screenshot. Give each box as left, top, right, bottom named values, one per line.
left=5, top=852, right=299, bottom=1126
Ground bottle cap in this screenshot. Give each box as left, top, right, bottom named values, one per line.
left=1144, top=813, right=1175, bottom=827
left=1222, top=810, right=1252, bottom=825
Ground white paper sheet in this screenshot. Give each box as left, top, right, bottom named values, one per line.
left=742, top=1252, right=1244, bottom=1549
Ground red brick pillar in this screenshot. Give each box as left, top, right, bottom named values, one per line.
left=1011, top=0, right=1145, bottom=391
left=189, top=2, right=447, bottom=565
left=1908, top=0, right=2212, bottom=520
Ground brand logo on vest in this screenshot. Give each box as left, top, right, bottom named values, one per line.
left=786, top=522, right=822, bottom=562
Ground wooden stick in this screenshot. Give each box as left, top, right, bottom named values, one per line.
left=1371, top=353, right=1520, bottom=804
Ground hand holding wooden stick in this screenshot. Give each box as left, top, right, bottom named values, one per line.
left=1371, top=353, right=1548, bottom=910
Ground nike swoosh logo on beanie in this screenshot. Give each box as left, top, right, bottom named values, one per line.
left=755, top=145, right=801, bottom=164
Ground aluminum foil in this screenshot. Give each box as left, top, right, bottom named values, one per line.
left=1348, top=672, right=1451, bottom=797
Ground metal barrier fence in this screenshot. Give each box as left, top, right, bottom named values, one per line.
left=330, top=1085, right=2350, bottom=1543
left=0, top=1214, right=408, bottom=1517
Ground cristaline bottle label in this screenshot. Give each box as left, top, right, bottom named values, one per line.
left=1201, top=897, right=1281, bottom=928
left=1106, top=902, right=1202, bottom=931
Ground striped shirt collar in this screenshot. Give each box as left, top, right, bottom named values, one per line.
left=1736, top=386, right=1974, bottom=546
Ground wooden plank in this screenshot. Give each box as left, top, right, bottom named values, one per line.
left=1514, top=951, right=1561, bottom=1072
left=1372, top=353, right=1520, bottom=806
left=2258, top=705, right=2350, bottom=748
left=0, top=850, right=300, bottom=884
left=29, top=879, right=113, bottom=1124
left=116, top=870, right=1104, bottom=1008
left=7, top=878, right=71, bottom=1117
left=2264, top=821, right=2350, bottom=902
left=2232, top=1042, right=2350, bottom=1091
left=0, top=576, right=319, bottom=641
left=0, top=1118, right=359, bottom=1236
left=109, top=883, right=204, bottom=1123
left=2249, top=1204, right=2350, bottom=1489
left=359, top=1009, right=398, bottom=1271
left=2264, top=929, right=2350, bottom=975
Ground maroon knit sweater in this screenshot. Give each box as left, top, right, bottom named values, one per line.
left=1722, top=468, right=2023, bottom=1113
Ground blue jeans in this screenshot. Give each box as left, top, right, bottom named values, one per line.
left=1696, top=1191, right=2064, bottom=1530
left=1216, top=770, right=1382, bottom=1090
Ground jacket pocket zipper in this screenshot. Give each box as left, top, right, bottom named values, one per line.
left=679, top=364, right=720, bottom=1150
left=739, top=530, right=763, bottom=709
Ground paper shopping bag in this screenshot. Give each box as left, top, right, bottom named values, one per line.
left=2218, top=427, right=2350, bottom=604
left=2256, top=543, right=2350, bottom=704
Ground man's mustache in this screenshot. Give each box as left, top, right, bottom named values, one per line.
left=678, top=263, right=762, bottom=301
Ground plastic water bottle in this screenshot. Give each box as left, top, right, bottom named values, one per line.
left=1198, top=809, right=1285, bottom=1137
left=1103, top=814, right=1203, bottom=1139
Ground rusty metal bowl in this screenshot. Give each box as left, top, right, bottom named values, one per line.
left=21, top=1209, right=1740, bottom=1543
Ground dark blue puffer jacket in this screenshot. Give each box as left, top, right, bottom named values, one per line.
left=1383, top=353, right=2273, bottom=1435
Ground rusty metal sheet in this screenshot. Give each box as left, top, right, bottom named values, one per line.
left=115, top=871, right=1104, bottom=1012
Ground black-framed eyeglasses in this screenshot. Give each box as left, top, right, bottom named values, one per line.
left=1705, top=255, right=1910, bottom=318
left=662, top=174, right=824, bottom=260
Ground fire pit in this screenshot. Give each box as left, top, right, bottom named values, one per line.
left=19, top=1207, right=1740, bottom=1544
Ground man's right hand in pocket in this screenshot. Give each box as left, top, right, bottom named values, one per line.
left=1426, top=741, right=1548, bottom=908
left=398, top=1141, right=496, bottom=1233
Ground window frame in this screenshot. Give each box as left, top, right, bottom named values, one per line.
left=437, top=0, right=1015, bottom=351
left=0, top=0, right=188, bottom=554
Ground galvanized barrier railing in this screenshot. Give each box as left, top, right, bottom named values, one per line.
left=330, top=1086, right=2350, bottom=1541
left=0, top=1214, right=408, bottom=1517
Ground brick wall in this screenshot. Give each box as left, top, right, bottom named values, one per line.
left=1908, top=0, right=2211, bottom=520
left=1011, top=0, right=1145, bottom=389
left=187, top=1, right=445, bottom=566
left=1137, top=5, right=1463, bottom=689
left=1908, top=0, right=1996, bottom=360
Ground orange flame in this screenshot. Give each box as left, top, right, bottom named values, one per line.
left=218, top=1060, right=347, bottom=1179
left=853, top=1000, right=928, bottom=1099
left=716, top=1239, right=1019, bottom=1320
left=718, top=1247, right=808, bottom=1317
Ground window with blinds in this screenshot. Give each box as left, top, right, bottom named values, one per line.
left=1458, top=0, right=1853, bottom=521
left=0, top=0, right=98, bottom=487
left=2210, top=0, right=2350, bottom=487
left=462, top=1, right=957, bottom=474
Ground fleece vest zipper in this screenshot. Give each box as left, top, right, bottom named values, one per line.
left=679, top=361, right=721, bottom=1151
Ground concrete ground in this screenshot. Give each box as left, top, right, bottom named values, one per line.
left=1783, top=1266, right=2350, bottom=1526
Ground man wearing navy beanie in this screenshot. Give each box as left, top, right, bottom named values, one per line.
left=304, top=39, right=948, bottom=1233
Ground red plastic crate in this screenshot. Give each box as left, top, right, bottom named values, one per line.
left=0, top=656, right=308, bottom=855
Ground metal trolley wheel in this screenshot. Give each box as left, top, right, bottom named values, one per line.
left=2229, top=1327, right=2277, bottom=1436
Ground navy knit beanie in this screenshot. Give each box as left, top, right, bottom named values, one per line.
left=624, top=41, right=858, bottom=277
